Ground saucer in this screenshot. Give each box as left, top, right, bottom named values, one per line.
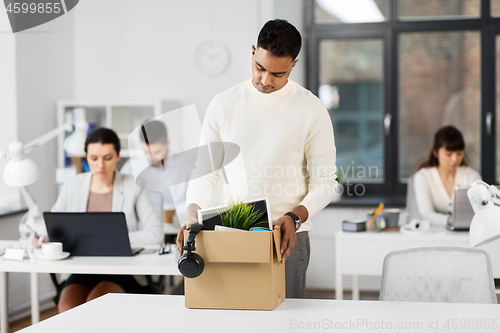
left=34, top=251, right=70, bottom=261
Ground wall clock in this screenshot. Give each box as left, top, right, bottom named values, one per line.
left=194, top=40, right=230, bottom=77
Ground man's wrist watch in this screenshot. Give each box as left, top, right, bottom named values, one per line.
left=284, top=212, right=302, bottom=231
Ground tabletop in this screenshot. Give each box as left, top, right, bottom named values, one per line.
left=0, top=240, right=180, bottom=275
left=19, top=294, right=500, bottom=333
left=336, top=227, right=470, bottom=243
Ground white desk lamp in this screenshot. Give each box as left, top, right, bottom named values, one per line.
left=64, top=108, right=87, bottom=157
left=467, top=181, right=500, bottom=247
left=0, top=121, right=87, bottom=238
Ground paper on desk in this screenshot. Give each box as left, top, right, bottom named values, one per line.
left=4, top=248, right=27, bottom=261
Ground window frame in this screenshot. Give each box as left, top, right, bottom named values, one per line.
left=305, top=0, right=498, bottom=201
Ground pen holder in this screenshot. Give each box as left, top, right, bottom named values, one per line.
left=367, top=214, right=382, bottom=232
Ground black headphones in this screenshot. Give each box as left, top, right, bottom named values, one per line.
left=177, top=224, right=204, bottom=278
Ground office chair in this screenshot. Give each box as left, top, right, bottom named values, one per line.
left=379, top=247, right=497, bottom=304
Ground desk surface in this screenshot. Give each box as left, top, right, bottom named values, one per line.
left=337, top=226, right=469, bottom=242
left=335, top=227, right=500, bottom=277
left=0, top=240, right=181, bottom=333
left=20, top=294, right=500, bottom=333
left=0, top=240, right=180, bottom=276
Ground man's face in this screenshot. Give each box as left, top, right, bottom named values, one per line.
left=251, top=45, right=297, bottom=94
left=141, top=141, right=169, bottom=166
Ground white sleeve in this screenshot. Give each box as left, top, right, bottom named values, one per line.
left=51, top=181, right=69, bottom=212
left=413, top=170, right=449, bottom=226
left=468, top=168, right=482, bottom=183
left=298, top=104, right=338, bottom=221
left=128, top=189, right=163, bottom=245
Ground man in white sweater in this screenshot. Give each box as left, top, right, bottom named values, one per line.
left=177, top=19, right=337, bottom=298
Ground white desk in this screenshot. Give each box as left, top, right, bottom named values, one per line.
left=0, top=240, right=181, bottom=333
left=335, top=227, right=500, bottom=300
left=19, top=294, right=500, bottom=333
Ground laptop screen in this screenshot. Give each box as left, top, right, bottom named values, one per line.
left=451, top=186, right=474, bottom=231
left=43, top=212, right=134, bottom=256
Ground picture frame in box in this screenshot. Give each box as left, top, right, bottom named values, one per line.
left=197, top=197, right=272, bottom=230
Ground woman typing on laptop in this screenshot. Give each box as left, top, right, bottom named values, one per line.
left=44, top=127, right=163, bottom=313
left=413, top=125, right=481, bottom=227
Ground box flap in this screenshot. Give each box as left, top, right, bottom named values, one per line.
left=185, top=230, right=272, bottom=263
left=272, top=229, right=281, bottom=262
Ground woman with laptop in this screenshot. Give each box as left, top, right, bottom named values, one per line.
left=413, top=125, right=481, bottom=227
left=47, top=127, right=163, bottom=313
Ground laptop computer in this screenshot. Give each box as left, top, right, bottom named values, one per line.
left=448, top=185, right=475, bottom=231
left=43, top=212, right=143, bottom=256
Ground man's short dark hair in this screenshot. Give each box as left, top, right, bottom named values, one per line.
left=140, top=120, right=168, bottom=145
left=84, top=127, right=121, bottom=155
left=257, top=19, right=301, bottom=60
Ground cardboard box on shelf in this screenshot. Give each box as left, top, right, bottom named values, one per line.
left=184, top=229, right=285, bottom=310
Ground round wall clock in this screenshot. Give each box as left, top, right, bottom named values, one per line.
left=194, top=40, right=230, bottom=77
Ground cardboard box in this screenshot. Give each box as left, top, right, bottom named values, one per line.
left=184, top=229, right=285, bottom=310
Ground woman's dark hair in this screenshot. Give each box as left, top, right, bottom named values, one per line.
left=84, top=127, right=121, bottom=155
left=417, top=125, right=467, bottom=170
left=257, top=19, right=301, bottom=60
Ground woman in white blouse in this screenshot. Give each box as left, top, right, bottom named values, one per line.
left=413, top=125, right=481, bottom=227
left=49, top=128, right=163, bottom=313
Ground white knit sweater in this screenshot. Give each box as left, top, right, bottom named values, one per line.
left=186, top=79, right=337, bottom=232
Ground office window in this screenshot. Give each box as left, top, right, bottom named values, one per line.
left=314, top=0, right=389, bottom=24
left=399, top=31, right=481, bottom=179
left=398, top=0, right=481, bottom=20
left=319, top=39, right=384, bottom=182
left=492, top=0, right=500, bottom=16
left=307, top=0, right=498, bottom=200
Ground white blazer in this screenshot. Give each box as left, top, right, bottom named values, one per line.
left=52, top=171, right=163, bottom=245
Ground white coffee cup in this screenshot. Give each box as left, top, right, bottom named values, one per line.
left=42, top=242, right=63, bottom=258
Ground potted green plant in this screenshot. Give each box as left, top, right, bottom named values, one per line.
left=215, top=201, right=266, bottom=231
left=197, top=198, right=272, bottom=231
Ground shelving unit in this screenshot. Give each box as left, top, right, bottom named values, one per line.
left=56, top=100, right=161, bottom=168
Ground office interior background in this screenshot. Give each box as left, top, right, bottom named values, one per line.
left=1, top=0, right=500, bottom=322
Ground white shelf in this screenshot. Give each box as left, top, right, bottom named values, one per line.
left=57, top=100, right=161, bottom=168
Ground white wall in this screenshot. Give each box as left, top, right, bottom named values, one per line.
left=15, top=10, right=76, bottom=213
left=0, top=7, right=75, bottom=322
left=0, top=6, right=20, bottom=211
left=73, top=0, right=275, bottom=122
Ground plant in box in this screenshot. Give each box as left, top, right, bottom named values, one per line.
left=197, top=197, right=272, bottom=231
left=216, top=201, right=267, bottom=231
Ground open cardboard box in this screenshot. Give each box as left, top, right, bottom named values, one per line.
left=184, top=228, right=285, bottom=310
